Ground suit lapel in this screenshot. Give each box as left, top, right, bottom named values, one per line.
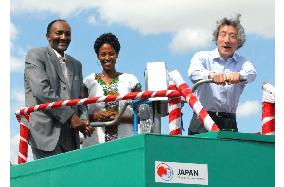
left=47, top=46, right=76, bottom=98
left=47, top=45, right=67, bottom=85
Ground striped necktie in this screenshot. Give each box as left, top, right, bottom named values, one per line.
left=59, top=57, right=69, bottom=87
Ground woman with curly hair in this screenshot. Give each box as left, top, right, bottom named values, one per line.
left=82, top=33, right=142, bottom=146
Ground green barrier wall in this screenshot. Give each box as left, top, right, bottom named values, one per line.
left=11, top=132, right=274, bottom=187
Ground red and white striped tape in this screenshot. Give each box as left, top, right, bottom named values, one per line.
left=15, top=90, right=181, bottom=164
left=168, top=82, right=182, bottom=135
left=16, top=90, right=181, bottom=116
left=262, top=82, right=275, bottom=135
left=169, top=70, right=220, bottom=132
left=16, top=113, right=30, bottom=164
left=262, top=102, right=275, bottom=135
left=15, top=70, right=221, bottom=164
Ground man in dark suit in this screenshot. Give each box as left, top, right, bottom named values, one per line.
left=24, top=19, right=94, bottom=159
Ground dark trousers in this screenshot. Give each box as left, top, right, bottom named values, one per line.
left=31, top=123, right=78, bottom=160
left=188, top=112, right=238, bottom=135
left=31, top=143, right=74, bottom=160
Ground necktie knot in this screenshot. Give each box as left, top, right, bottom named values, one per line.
left=59, top=57, right=66, bottom=63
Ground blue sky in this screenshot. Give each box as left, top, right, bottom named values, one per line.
left=9, top=0, right=276, bottom=165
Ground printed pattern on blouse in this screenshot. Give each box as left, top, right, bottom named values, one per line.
left=95, top=73, right=120, bottom=142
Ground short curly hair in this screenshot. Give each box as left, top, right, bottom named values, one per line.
left=213, top=14, right=246, bottom=49
left=94, top=33, right=121, bottom=56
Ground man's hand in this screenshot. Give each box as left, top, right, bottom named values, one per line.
left=209, top=72, right=240, bottom=85
left=70, top=114, right=94, bottom=137
left=209, top=72, right=226, bottom=85
left=81, top=119, right=94, bottom=137
left=224, top=72, right=240, bottom=84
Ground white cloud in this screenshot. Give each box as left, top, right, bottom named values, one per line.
left=169, top=29, right=212, bottom=54
left=11, top=89, right=25, bottom=105
left=10, top=21, right=26, bottom=73
left=236, top=100, right=261, bottom=118
left=87, top=15, right=97, bottom=25
left=11, top=89, right=25, bottom=114
left=11, top=0, right=100, bottom=17
left=11, top=0, right=274, bottom=53
left=10, top=56, right=25, bottom=73
left=10, top=22, right=18, bottom=50
left=10, top=22, right=17, bottom=40
left=10, top=133, right=33, bottom=165
left=96, top=0, right=275, bottom=37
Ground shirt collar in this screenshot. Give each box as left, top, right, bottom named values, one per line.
left=212, top=48, right=238, bottom=63
left=52, top=48, right=66, bottom=61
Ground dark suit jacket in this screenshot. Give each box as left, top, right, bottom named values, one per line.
left=24, top=45, right=87, bottom=151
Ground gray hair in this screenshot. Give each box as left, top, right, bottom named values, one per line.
left=213, top=14, right=246, bottom=49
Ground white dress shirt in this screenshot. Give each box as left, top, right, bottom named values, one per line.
left=53, top=49, right=69, bottom=87
left=188, top=48, right=256, bottom=113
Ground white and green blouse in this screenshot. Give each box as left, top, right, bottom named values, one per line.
left=82, top=72, right=141, bottom=146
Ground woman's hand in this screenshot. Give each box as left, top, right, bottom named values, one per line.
left=91, top=110, right=118, bottom=122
